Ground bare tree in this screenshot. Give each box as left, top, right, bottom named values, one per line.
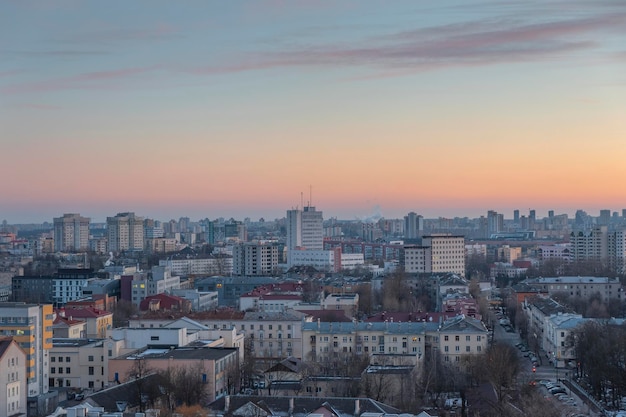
left=483, top=344, right=520, bottom=407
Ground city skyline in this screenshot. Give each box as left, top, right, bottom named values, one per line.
left=2, top=1, right=625, bottom=224
left=1, top=205, right=626, bottom=226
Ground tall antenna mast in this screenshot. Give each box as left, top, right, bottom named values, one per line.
left=301, top=192, right=304, bottom=210
left=309, top=185, right=313, bottom=207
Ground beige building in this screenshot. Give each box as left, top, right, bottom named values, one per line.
left=58, top=307, right=113, bottom=339
left=130, top=310, right=308, bottom=361
left=497, top=245, right=522, bottom=263
left=526, top=276, right=623, bottom=304
left=53, top=213, right=90, bottom=252
left=106, top=212, right=144, bottom=252
left=50, top=338, right=127, bottom=391
left=302, top=321, right=431, bottom=364
left=422, top=234, right=466, bottom=276
left=434, top=315, right=489, bottom=369
left=404, top=235, right=466, bottom=277
left=52, top=316, right=87, bottom=339
left=0, top=337, right=27, bottom=417
left=108, top=346, right=239, bottom=403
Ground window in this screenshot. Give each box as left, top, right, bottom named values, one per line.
left=89, top=367, right=94, bottom=375
left=151, top=336, right=159, bottom=341
left=466, top=335, right=471, bottom=341
left=444, top=346, right=449, bottom=352
left=444, top=336, right=449, bottom=341
left=66, top=357, right=70, bottom=362
left=88, top=356, right=94, bottom=362
left=58, top=357, right=63, bottom=363
left=66, top=367, right=71, bottom=373
left=51, top=357, right=56, bottom=363
left=51, top=368, right=56, bottom=374
left=466, top=346, right=471, bottom=352
left=455, top=336, right=459, bottom=342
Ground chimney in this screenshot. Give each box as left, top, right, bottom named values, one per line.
left=224, top=395, right=230, bottom=412
left=354, top=399, right=360, bottom=416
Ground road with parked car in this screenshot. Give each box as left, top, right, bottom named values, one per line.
left=494, top=314, right=602, bottom=417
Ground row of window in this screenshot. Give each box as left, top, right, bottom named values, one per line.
left=444, top=335, right=482, bottom=342
left=444, top=345, right=482, bottom=353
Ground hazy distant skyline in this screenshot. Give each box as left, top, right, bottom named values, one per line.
left=2, top=204, right=625, bottom=225
left=2, top=1, right=625, bottom=224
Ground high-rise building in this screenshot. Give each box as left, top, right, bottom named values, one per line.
left=404, top=234, right=465, bottom=276
left=404, top=212, right=424, bottom=239
left=487, top=210, right=503, bottom=237
left=513, top=210, right=520, bottom=223
left=286, top=206, right=323, bottom=251
left=232, top=242, right=279, bottom=276
left=53, top=213, right=90, bottom=252
left=106, top=212, right=144, bottom=252
left=599, top=209, right=611, bottom=226
left=0, top=303, right=53, bottom=398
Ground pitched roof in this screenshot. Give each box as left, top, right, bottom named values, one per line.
left=210, top=396, right=401, bottom=417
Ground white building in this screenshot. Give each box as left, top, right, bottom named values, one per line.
left=53, top=213, right=90, bottom=252
left=288, top=249, right=364, bottom=272
left=159, top=257, right=233, bottom=276
left=286, top=206, right=324, bottom=265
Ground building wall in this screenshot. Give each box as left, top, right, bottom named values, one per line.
left=0, top=339, right=27, bottom=417
left=0, top=303, right=53, bottom=397
left=53, top=214, right=90, bottom=252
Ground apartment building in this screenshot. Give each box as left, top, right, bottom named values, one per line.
left=12, top=268, right=98, bottom=307
left=232, top=242, right=279, bottom=276
left=526, top=276, right=623, bottom=303
left=302, top=321, right=433, bottom=363
left=128, top=266, right=181, bottom=307
left=106, top=212, right=144, bottom=252
left=0, top=303, right=53, bottom=397
left=0, top=337, right=27, bottom=417
left=58, top=307, right=113, bottom=339
left=404, top=235, right=465, bottom=276
left=422, top=235, right=466, bottom=276
left=129, top=309, right=308, bottom=361
left=158, top=257, right=233, bottom=277
left=108, top=346, right=239, bottom=403
left=435, top=315, right=488, bottom=368
left=49, top=338, right=126, bottom=391
left=53, top=213, right=90, bottom=252
left=543, top=314, right=589, bottom=367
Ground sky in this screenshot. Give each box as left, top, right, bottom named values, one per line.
left=1, top=1, right=626, bottom=223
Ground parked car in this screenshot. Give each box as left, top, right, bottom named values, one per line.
left=549, top=387, right=567, bottom=395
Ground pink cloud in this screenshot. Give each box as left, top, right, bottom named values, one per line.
left=194, top=10, right=626, bottom=77
left=1, top=66, right=158, bottom=95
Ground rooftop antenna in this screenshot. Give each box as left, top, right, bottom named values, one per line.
left=309, top=185, right=313, bottom=207
left=301, top=192, right=304, bottom=210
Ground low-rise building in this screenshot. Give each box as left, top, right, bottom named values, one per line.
left=108, top=346, right=239, bottom=403
left=50, top=337, right=126, bottom=391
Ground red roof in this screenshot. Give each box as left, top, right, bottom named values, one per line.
left=58, top=307, right=112, bottom=319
